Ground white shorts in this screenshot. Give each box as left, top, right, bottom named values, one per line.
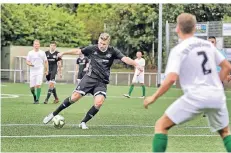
left=132, top=74, right=144, bottom=84
left=30, top=74, right=43, bottom=87
left=165, top=91, right=229, bottom=132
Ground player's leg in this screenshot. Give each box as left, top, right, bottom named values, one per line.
left=30, top=74, right=37, bottom=103
left=43, top=75, right=94, bottom=124
left=153, top=95, right=201, bottom=152
left=153, top=114, right=175, bottom=152
left=207, top=104, right=231, bottom=152
left=50, top=72, right=59, bottom=103
left=123, top=75, right=136, bottom=98
left=79, top=82, right=106, bottom=129
left=43, top=91, right=82, bottom=124
left=76, top=72, right=82, bottom=85
left=35, top=74, right=43, bottom=103
left=139, top=74, right=145, bottom=98
left=44, top=73, right=52, bottom=104
left=218, top=126, right=231, bottom=152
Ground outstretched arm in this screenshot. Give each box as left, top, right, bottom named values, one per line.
left=58, top=49, right=82, bottom=57
left=121, top=57, right=139, bottom=67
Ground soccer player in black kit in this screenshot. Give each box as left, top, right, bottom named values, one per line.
left=76, top=53, right=89, bottom=85
left=43, top=33, right=142, bottom=129
left=44, top=41, right=62, bottom=104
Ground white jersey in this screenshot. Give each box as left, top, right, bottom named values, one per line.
left=26, top=50, right=47, bottom=75
left=134, top=58, right=145, bottom=75
left=165, top=37, right=225, bottom=95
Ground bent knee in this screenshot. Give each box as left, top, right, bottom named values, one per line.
left=71, top=92, right=82, bottom=102
left=218, top=126, right=230, bottom=138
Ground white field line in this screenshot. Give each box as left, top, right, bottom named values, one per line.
left=1, top=134, right=219, bottom=138
left=1, top=123, right=211, bottom=129
left=2, top=94, right=231, bottom=101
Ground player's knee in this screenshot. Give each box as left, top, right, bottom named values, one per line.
left=70, top=92, right=82, bottom=102
left=49, top=82, right=54, bottom=88
left=94, top=96, right=105, bottom=109
left=155, top=119, right=165, bottom=131
left=218, top=126, right=230, bottom=138
left=35, top=85, right=41, bottom=88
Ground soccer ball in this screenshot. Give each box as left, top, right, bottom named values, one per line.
left=52, top=115, right=65, bottom=129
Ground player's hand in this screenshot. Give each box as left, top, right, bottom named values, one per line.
left=136, top=66, right=143, bottom=72
left=227, top=75, right=231, bottom=82
left=30, top=64, right=34, bottom=67
left=83, top=68, right=88, bottom=72
left=143, top=96, right=156, bottom=109
left=57, top=53, right=63, bottom=58
left=45, top=71, right=48, bottom=75
left=59, top=73, right=62, bottom=79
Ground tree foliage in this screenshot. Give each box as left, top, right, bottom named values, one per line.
left=1, top=4, right=90, bottom=47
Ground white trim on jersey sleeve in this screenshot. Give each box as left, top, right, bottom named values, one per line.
left=214, top=47, right=225, bottom=66
left=165, top=49, right=182, bottom=75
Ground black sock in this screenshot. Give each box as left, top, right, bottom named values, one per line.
left=30, top=87, right=36, bottom=101
left=81, top=106, right=99, bottom=123
left=53, top=87, right=58, bottom=99
left=45, top=88, right=53, bottom=101
left=53, top=97, right=73, bottom=116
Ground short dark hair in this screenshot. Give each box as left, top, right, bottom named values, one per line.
left=50, top=41, right=57, bottom=45
left=137, top=51, right=144, bottom=55
left=208, top=36, right=216, bottom=40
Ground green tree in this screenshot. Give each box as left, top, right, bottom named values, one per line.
left=76, top=4, right=112, bottom=43
left=1, top=4, right=90, bottom=47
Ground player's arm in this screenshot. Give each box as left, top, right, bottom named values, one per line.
left=121, top=57, right=140, bottom=69
left=26, top=53, right=34, bottom=67
left=57, top=61, right=62, bottom=78
left=144, top=73, right=178, bottom=108
left=144, top=50, right=181, bottom=109
left=84, top=60, right=90, bottom=71
left=219, top=60, right=231, bottom=81
left=75, top=64, right=79, bottom=75
left=58, top=49, right=82, bottom=57
left=26, top=60, right=34, bottom=67
left=215, top=48, right=231, bottom=81
left=44, top=60, right=49, bottom=75
left=43, top=52, right=48, bottom=75
left=137, top=59, right=145, bottom=76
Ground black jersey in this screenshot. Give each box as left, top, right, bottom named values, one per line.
left=45, top=51, right=61, bottom=72
left=81, top=45, right=125, bottom=84
left=76, top=57, right=89, bottom=73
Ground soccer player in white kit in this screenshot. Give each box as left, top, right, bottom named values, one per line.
left=123, top=51, right=146, bottom=98
left=144, top=13, right=231, bottom=152
left=26, top=40, right=48, bottom=104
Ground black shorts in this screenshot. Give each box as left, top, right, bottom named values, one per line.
left=74, top=75, right=107, bottom=98
left=77, top=71, right=86, bottom=80
left=46, top=70, right=57, bottom=82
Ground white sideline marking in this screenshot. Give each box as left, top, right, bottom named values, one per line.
left=2, top=94, right=231, bottom=100
left=1, top=134, right=218, bottom=138
left=1, top=123, right=211, bottom=129
left=0, top=94, right=19, bottom=99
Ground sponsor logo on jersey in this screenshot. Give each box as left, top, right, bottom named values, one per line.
left=106, top=54, right=112, bottom=58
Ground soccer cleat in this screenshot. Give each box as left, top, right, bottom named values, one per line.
left=79, top=122, right=89, bottom=129
left=138, top=96, right=145, bottom=99
left=33, top=100, right=39, bottom=104
left=44, top=99, right=48, bottom=104
left=123, top=94, right=131, bottom=98
left=43, top=113, right=54, bottom=124
left=53, top=99, right=59, bottom=104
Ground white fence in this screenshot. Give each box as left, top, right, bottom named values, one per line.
left=1, top=56, right=159, bottom=87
